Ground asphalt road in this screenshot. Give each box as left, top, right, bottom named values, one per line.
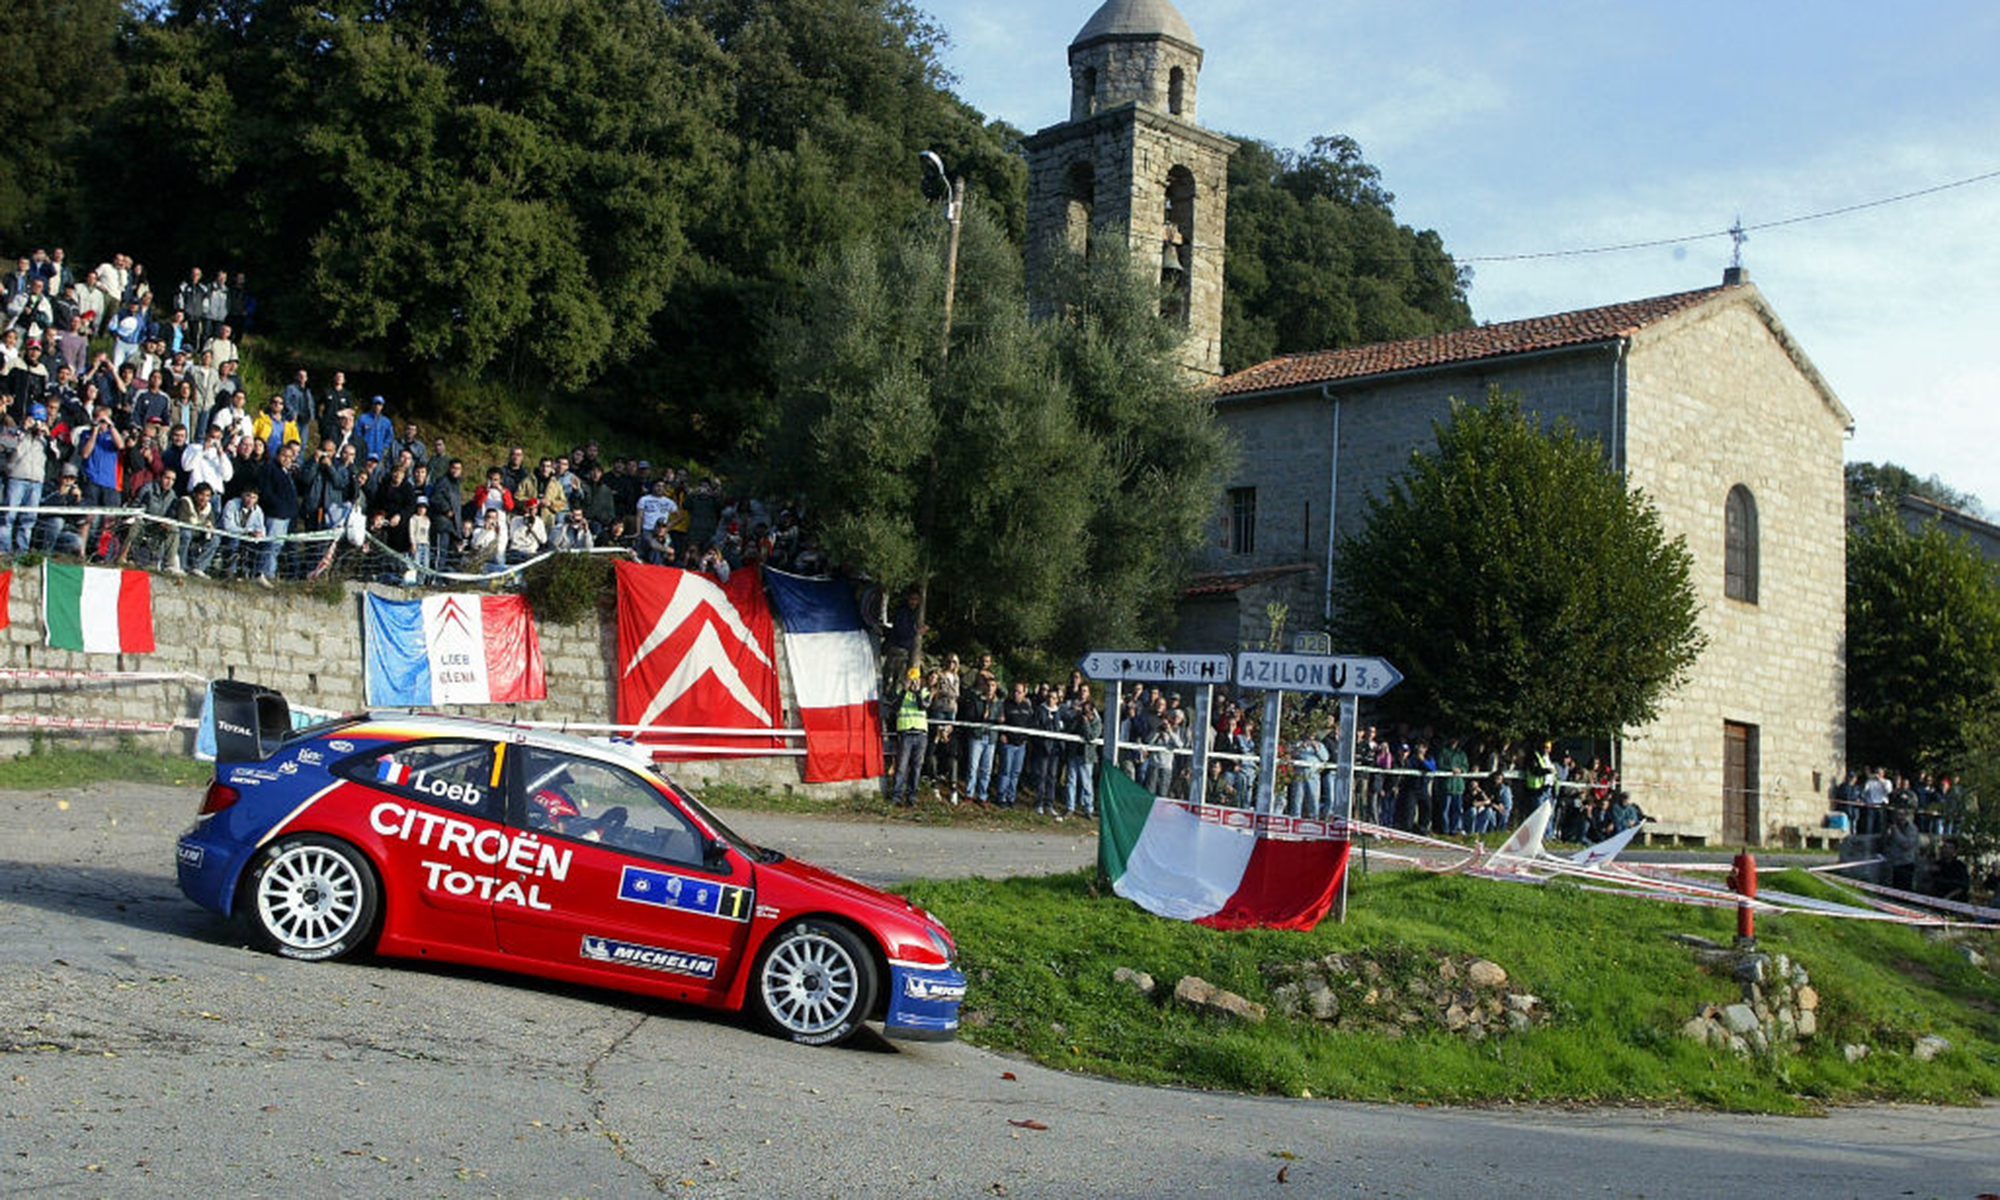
left=3, top=783, right=1994, bottom=1199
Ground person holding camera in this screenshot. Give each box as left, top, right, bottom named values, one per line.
left=74, top=403, right=125, bottom=558
left=3, top=403, right=53, bottom=552
left=554, top=507, right=594, bottom=551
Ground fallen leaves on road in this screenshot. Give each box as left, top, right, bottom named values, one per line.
left=1277, top=1164, right=1289, bottom=1184
left=999, top=1071, right=1016, bottom=1080
left=1006, top=1119, right=1047, bottom=1131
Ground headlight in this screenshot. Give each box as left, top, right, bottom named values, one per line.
left=925, top=925, right=956, bottom=967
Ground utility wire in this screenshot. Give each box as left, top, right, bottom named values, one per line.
left=1462, top=167, right=2000, bottom=263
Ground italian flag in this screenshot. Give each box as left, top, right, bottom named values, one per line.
left=1097, top=764, right=1350, bottom=931
left=43, top=563, right=155, bottom=654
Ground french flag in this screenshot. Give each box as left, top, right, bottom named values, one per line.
left=762, top=569, right=885, bottom=783
left=363, top=593, right=548, bottom=706
left=377, top=760, right=412, bottom=785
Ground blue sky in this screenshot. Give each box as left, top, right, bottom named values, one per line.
left=921, top=0, right=2000, bottom=508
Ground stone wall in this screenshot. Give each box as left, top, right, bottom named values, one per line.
left=1068, top=35, right=1203, bottom=122
left=0, top=568, right=874, bottom=798
left=1194, top=291, right=1848, bottom=840
left=1202, top=347, right=1620, bottom=624
left=1618, top=294, right=1847, bottom=839
left=1024, top=106, right=1235, bottom=379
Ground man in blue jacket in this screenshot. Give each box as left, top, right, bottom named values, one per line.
left=255, top=442, right=301, bottom=585
left=356, top=395, right=395, bottom=463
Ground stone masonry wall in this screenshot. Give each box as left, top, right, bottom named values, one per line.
left=1198, top=309, right=1846, bottom=842
left=0, top=569, right=873, bottom=799
left=1025, top=109, right=1233, bottom=379
left=1202, top=348, right=1620, bottom=622
left=1617, top=295, right=1847, bottom=839
left=1069, top=37, right=1203, bottom=122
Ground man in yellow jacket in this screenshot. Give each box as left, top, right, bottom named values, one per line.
left=890, top=667, right=930, bottom=807
left=250, top=395, right=299, bottom=454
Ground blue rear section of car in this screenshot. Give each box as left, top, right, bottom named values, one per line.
left=175, top=736, right=388, bottom=917
left=884, top=963, right=968, bottom=1040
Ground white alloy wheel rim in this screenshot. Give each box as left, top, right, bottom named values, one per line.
left=761, top=931, right=859, bottom=1035
left=257, top=844, right=363, bottom=951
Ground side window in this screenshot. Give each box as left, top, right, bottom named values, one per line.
left=1724, top=484, right=1758, bottom=603
left=1228, top=486, right=1257, bottom=554
left=518, top=747, right=707, bottom=868
left=344, top=739, right=501, bottom=821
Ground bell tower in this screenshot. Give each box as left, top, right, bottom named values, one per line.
left=1024, top=0, right=1236, bottom=378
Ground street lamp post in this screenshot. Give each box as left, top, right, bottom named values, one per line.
left=910, top=152, right=966, bottom=671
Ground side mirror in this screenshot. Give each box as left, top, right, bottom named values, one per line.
left=705, top=837, right=731, bottom=869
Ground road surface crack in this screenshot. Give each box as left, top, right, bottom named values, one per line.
left=582, top=1013, right=671, bottom=1192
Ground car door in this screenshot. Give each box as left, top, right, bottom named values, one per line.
left=333, top=737, right=505, bottom=952
left=493, top=744, right=755, bottom=997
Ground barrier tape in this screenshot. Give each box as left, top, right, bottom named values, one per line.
left=1816, top=868, right=2000, bottom=922
left=0, top=668, right=207, bottom=685
left=0, top=712, right=196, bottom=734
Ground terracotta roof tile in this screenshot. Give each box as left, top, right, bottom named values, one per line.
left=1182, top=562, right=1312, bottom=597
left=1216, top=285, right=1735, bottom=398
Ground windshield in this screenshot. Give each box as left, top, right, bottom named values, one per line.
left=650, top=766, right=780, bottom=863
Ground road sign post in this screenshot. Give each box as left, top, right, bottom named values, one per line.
left=1236, top=650, right=1401, bottom=923
left=1077, top=652, right=1232, bottom=687
left=1081, top=652, right=1232, bottom=805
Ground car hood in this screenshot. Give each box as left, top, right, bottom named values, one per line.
left=754, top=853, right=918, bottom=919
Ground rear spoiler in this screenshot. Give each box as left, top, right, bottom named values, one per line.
left=209, top=681, right=294, bottom=764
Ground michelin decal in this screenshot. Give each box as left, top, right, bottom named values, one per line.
left=579, top=936, right=719, bottom=980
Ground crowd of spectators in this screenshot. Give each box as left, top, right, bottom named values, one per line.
left=3, top=246, right=825, bottom=584
left=880, top=650, right=1646, bottom=844
left=1831, top=766, right=1964, bottom=837
left=889, top=655, right=1104, bottom=820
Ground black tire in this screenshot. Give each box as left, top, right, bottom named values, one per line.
left=749, top=919, right=879, bottom=1046
left=243, top=834, right=379, bottom=962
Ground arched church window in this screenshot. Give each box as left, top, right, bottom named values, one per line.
left=1725, top=484, right=1758, bottom=603
left=1065, top=162, right=1095, bottom=256
left=1074, top=66, right=1098, bottom=118
left=1169, top=67, right=1186, bottom=115
left=1161, top=166, right=1195, bottom=325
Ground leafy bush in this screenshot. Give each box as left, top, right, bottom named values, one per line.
left=523, top=554, right=617, bottom=626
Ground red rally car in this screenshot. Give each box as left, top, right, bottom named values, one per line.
left=176, top=683, right=965, bottom=1046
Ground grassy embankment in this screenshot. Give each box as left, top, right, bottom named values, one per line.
left=904, top=867, right=2000, bottom=1113
left=0, top=739, right=209, bottom=789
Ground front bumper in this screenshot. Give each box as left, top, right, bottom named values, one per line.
left=883, top=963, right=967, bottom=1041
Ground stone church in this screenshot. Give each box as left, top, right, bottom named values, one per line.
left=1029, top=1, right=1853, bottom=844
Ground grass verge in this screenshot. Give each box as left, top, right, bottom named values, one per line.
left=0, top=738, right=209, bottom=789
left=903, top=867, right=2000, bottom=1112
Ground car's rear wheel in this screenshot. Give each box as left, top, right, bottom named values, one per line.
left=751, top=919, right=878, bottom=1046
left=245, top=834, right=378, bottom=962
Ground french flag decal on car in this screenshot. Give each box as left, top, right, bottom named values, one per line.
left=376, top=760, right=412, bottom=786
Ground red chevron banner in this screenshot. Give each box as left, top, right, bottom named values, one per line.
left=614, top=561, right=783, bottom=759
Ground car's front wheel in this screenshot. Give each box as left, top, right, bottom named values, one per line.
left=751, top=919, right=878, bottom=1046
left=244, top=834, right=379, bottom=962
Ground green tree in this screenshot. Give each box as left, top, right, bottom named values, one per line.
left=91, top=0, right=715, bottom=383
left=1332, top=391, right=1704, bottom=740
left=763, top=205, right=1095, bottom=651
left=0, top=0, right=123, bottom=243
left=1035, top=239, right=1233, bottom=649
left=1845, top=460, right=1984, bottom=518
left=1846, top=509, right=2000, bottom=774
left=763, top=209, right=1228, bottom=654
left=1220, top=135, right=1472, bottom=375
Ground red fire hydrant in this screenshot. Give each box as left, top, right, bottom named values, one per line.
left=1727, top=850, right=1757, bottom=941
